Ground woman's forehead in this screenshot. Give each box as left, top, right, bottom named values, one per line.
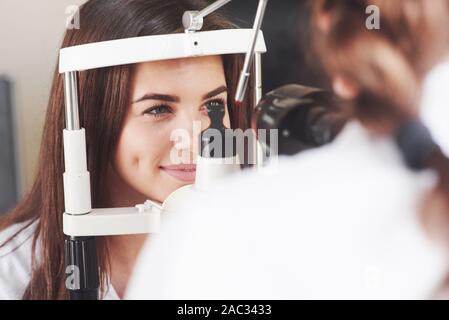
left=131, top=56, right=227, bottom=97
left=133, top=55, right=224, bottom=78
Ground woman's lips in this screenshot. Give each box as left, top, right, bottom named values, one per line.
left=160, top=164, right=196, bottom=182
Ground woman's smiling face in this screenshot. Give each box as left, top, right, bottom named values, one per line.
left=111, top=56, right=231, bottom=204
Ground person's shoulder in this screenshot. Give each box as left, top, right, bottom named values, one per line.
left=421, top=59, right=449, bottom=155
left=0, top=220, right=38, bottom=300
left=235, top=121, right=411, bottom=188
left=286, top=121, right=401, bottom=168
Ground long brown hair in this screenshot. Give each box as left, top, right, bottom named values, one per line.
left=311, top=0, right=449, bottom=232
left=0, top=0, right=253, bottom=300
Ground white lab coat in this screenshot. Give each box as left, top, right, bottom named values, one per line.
left=0, top=220, right=120, bottom=299
left=126, top=61, right=449, bottom=300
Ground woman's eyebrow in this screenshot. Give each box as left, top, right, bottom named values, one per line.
left=132, top=93, right=180, bottom=104
left=132, top=85, right=227, bottom=104
left=202, top=85, right=228, bottom=101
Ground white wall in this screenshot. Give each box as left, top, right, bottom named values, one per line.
left=0, top=0, right=86, bottom=196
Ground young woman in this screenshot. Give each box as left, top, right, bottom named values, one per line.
left=0, top=0, right=253, bottom=300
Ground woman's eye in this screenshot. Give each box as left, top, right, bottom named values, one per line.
left=203, top=98, right=226, bottom=114
left=143, top=105, right=173, bottom=118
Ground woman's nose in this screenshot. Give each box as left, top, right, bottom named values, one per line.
left=171, top=109, right=208, bottom=156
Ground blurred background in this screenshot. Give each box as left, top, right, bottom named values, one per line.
left=0, top=0, right=325, bottom=214
left=0, top=0, right=87, bottom=214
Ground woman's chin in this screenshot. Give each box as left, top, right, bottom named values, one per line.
left=142, top=181, right=193, bottom=204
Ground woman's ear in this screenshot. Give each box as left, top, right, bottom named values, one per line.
left=332, top=75, right=359, bottom=100
left=316, top=11, right=332, bottom=34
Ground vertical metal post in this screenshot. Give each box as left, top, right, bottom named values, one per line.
left=235, top=0, right=269, bottom=104
left=64, top=72, right=80, bottom=131
left=253, top=53, right=266, bottom=169
left=253, top=52, right=263, bottom=106
left=63, top=71, right=99, bottom=300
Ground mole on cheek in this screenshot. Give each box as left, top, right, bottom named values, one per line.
left=132, top=157, right=140, bottom=168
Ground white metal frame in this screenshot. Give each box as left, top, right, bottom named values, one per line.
left=59, top=29, right=266, bottom=73
left=61, top=29, right=266, bottom=237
